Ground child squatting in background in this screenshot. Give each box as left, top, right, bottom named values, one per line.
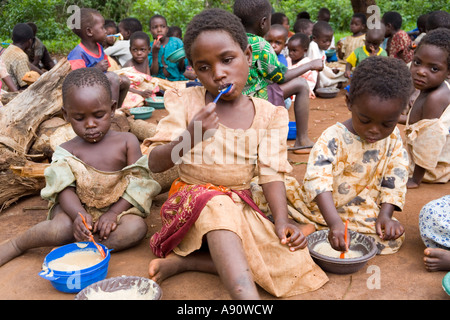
left=146, top=8, right=328, bottom=300
left=0, top=68, right=161, bottom=267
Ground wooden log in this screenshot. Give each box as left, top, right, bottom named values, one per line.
left=0, top=59, right=71, bottom=210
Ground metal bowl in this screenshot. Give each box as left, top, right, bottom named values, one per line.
left=74, top=276, right=162, bottom=300
left=307, top=229, right=378, bottom=274
left=315, top=87, right=340, bottom=99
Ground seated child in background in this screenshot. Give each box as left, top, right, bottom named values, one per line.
left=26, top=22, right=55, bottom=72
left=419, top=195, right=450, bottom=272
left=120, top=31, right=155, bottom=108
left=103, top=19, right=118, bottom=50
left=264, top=24, right=289, bottom=67
left=271, top=12, right=294, bottom=58
left=146, top=8, right=328, bottom=299
left=167, top=26, right=182, bottom=39
left=1, top=23, right=33, bottom=89
left=337, top=13, right=367, bottom=63
left=293, top=18, right=314, bottom=37
left=426, top=10, right=450, bottom=32
left=0, top=68, right=161, bottom=267
left=0, top=57, right=18, bottom=107
left=287, top=33, right=317, bottom=98
left=284, top=56, right=413, bottom=255
left=234, top=0, right=324, bottom=153
left=411, top=14, right=428, bottom=47
left=306, top=21, right=346, bottom=89
left=405, top=28, right=450, bottom=188
left=317, top=7, right=337, bottom=62
left=105, top=17, right=142, bottom=67
left=344, top=23, right=387, bottom=78
left=68, top=8, right=130, bottom=108
left=148, top=14, right=187, bottom=81
left=382, top=11, right=414, bottom=64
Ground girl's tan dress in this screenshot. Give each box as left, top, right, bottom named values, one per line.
left=405, top=81, right=450, bottom=183
left=146, top=86, right=328, bottom=298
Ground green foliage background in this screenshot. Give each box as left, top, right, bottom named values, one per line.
left=0, top=0, right=448, bottom=54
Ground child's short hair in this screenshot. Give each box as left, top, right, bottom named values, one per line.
left=184, top=8, right=248, bottom=65
left=233, top=0, right=272, bottom=29
left=149, top=14, right=167, bottom=27
left=417, top=28, right=450, bottom=69
left=269, top=24, right=288, bottom=39
left=120, top=17, right=142, bottom=34
left=104, top=19, right=118, bottom=32
left=352, top=12, right=367, bottom=26
left=312, top=21, right=333, bottom=38
left=426, top=10, right=450, bottom=31
left=271, top=12, right=288, bottom=25
left=12, top=23, right=34, bottom=44
left=62, top=68, right=112, bottom=105
left=382, top=11, right=402, bottom=31
left=130, top=31, right=150, bottom=46
left=289, top=32, right=310, bottom=49
left=293, top=19, right=313, bottom=34
left=349, top=56, right=413, bottom=106
left=71, top=8, right=101, bottom=38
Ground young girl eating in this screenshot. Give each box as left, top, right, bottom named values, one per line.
left=405, top=28, right=450, bottom=188
left=0, top=68, right=161, bottom=267
left=284, top=56, right=413, bottom=255
left=146, top=8, right=328, bottom=299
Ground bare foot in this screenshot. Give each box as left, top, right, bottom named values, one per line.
left=423, top=248, right=450, bottom=272
left=0, top=239, right=23, bottom=267
left=148, top=253, right=186, bottom=283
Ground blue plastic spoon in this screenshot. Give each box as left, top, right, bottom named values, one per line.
left=213, top=84, right=232, bottom=103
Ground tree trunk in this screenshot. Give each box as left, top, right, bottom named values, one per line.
left=351, top=0, right=377, bottom=15
left=0, top=58, right=71, bottom=210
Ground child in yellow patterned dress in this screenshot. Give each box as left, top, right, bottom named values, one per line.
left=287, top=56, right=414, bottom=255
left=0, top=68, right=161, bottom=267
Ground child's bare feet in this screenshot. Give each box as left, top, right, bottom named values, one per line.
left=0, top=239, right=23, bottom=267
left=423, top=248, right=450, bottom=272
left=148, top=253, right=186, bottom=283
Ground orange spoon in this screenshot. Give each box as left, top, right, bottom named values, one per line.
left=340, top=220, right=349, bottom=259
left=78, top=212, right=106, bottom=258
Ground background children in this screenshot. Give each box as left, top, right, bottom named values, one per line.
left=264, top=24, right=288, bottom=66
left=105, top=17, right=142, bottom=67
left=0, top=67, right=161, bottom=267
left=287, top=56, right=413, bottom=255
left=344, top=23, right=387, bottom=78
left=317, top=7, right=337, bottom=62
left=287, top=33, right=317, bottom=98
left=26, top=22, right=55, bottom=72
left=337, top=12, right=367, bottom=63
left=1, top=23, right=34, bottom=89
left=121, top=31, right=154, bottom=108
left=382, top=11, right=414, bottom=64
left=426, top=10, right=450, bottom=31
left=233, top=0, right=324, bottom=153
left=148, top=14, right=187, bottom=81
left=306, top=21, right=346, bottom=89
left=293, top=18, right=314, bottom=37
left=146, top=8, right=328, bottom=299
left=0, top=57, right=18, bottom=107
left=103, top=19, right=118, bottom=50
left=419, top=195, right=450, bottom=272
left=68, top=8, right=130, bottom=108
left=405, top=28, right=450, bottom=188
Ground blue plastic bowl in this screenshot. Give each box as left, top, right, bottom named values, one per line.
left=39, top=242, right=111, bottom=293
left=145, top=96, right=165, bottom=109
left=288, top=121, right=296, bottom=140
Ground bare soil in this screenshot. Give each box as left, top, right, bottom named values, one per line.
left=0, top=90, right=449, bottom=300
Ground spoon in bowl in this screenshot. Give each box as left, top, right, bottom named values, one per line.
left=78, top=212, right=106, bottom=258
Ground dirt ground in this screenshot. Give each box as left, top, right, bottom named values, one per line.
left=0, top=89, right=449, bottom=300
